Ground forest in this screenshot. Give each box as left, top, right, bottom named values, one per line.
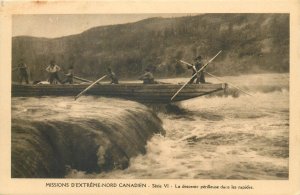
left=12, top=13, right=289, bottom=81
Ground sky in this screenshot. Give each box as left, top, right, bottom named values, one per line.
left=12, top=14, right=196, bottom=38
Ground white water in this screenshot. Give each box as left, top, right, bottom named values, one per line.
left=68, top=73, right=289, bottom=179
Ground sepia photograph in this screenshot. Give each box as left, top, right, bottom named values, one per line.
left=0, top=0, right=299, bottom=194
left=11, top=13, right=289, bottom=179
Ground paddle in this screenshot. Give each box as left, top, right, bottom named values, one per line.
left=171, top=50, right=222, bottom=101
left=74, top=75, right=107, bottom=100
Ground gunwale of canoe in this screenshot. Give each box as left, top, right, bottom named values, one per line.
left=12, top=83, right=227, bottom=103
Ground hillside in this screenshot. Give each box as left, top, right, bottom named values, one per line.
left=12, top=14, right=289, bottom=81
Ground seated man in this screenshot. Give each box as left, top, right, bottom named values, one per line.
left=139, top=68, right=155, bottom=84
left=62, top=65, right=74, bottom=84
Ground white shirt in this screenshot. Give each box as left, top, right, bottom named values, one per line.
left=46, top=64, right=61, bottom=73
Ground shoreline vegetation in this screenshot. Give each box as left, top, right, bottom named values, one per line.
left=12, top=14, right=289, bottom=82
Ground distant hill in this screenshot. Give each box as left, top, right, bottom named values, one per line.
left=12, top=13, right=289, bottom=81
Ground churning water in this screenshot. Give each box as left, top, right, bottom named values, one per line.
left=12, top=73, right=289, bottom=179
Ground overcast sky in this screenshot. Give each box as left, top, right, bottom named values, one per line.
left=13, top=14, right=196, bottom=38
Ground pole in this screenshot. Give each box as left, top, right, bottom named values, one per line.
left=171, top=50, right=222, bottom=101
left=179, top=60, right=197, bottom=72
left=74, top=75, right=107, bottom=100
left=12, top=67, right=19, bottom=72
left=73, top=76, right=93, bottom=83
left=205, top=71, right=253, bottom=97
left=178, top=59, right=253, bottom=97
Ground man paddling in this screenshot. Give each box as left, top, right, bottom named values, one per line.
left=46, top=60, right=62, bottom=84
left=139, top=68, right=155, bottom=84
left=107, top=67, right=119, bottom=84
left=62, top=65, right=74, bottom=84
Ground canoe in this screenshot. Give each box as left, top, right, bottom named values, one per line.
left=12, top=83, right=227, bottom=103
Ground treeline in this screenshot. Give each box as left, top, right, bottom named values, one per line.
left=12, top=13, right=289, bottom=81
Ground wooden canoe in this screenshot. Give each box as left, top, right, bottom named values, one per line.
left=12, top=83, right=227, bottom=103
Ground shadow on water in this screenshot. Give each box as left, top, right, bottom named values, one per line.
left=147, top=103, right=189, bottom=115
left=190, top=111, right=224, bottom=121
left=147, top=103, right=224, bottom=121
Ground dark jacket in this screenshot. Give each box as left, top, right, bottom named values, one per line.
left=139, top=71, right=154, bottom=84
left=108, top=71, right=119, bottom=84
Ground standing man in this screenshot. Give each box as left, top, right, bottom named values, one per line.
left=188, top=56, right=205, bottom=84
left=107, top=67, right=119, bottom=84
left=17, top=60, right=29, bottom=84
left=46, top=60, right=62, bottom=84
left=139, top=68, right=155, bottom=84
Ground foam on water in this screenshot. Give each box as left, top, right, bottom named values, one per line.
left=77, top=73, right=289, bottom=179
left=12, top=73, right=289, bottom=179
left=12, top=97, right=164, bottom=178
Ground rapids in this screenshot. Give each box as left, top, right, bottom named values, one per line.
left=11, top=73, right=289, bottom=179
left=12, top=97, right=164, bottom=178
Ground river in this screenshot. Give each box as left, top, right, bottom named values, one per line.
left=11, top=73, right=289, bottom=179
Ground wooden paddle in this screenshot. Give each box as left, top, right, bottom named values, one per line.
left=171, top=51, right=222, bottom=101
left=74, top=75, right=107, bottom=100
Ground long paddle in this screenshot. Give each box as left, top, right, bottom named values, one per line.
left=204, top=71, right=253, bottom=96
left=171, top=50, right=222, bottom=101
left=74, top=75, right=107, bottom=100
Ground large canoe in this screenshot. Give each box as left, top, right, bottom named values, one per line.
left=12, top=83, right=227, bottom=103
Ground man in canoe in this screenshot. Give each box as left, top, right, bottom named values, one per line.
left=62, top=65, right=74, bottom=84
left=107, top=67, right=119, bottom=84
left=139, top=68, right=155, bottom=84
left=46, top=60, right=62, bottom=84
left=15, top=60, right=29, bottom=84
left=188, top=55, right=205, bottom=84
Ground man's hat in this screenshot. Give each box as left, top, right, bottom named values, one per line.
left=195, top=56, right=202, bottom=60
